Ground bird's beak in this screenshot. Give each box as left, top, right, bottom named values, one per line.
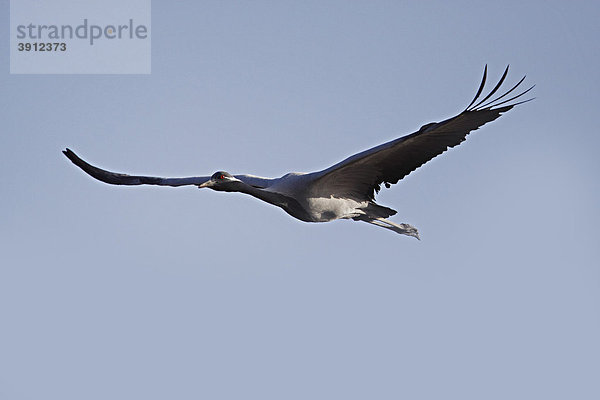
left=197, top=180, right=214, bottom=188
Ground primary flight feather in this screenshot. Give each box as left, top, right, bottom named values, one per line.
left=64, top=66, right=533, bottom=239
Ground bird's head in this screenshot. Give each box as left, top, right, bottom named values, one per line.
left=197, top=171, right=243, bottom=192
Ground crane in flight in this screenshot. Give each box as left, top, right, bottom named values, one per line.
left=64, top=66, right=533, bottom=239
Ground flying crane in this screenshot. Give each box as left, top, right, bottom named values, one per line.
left=64, top=66, right=533, bottom=239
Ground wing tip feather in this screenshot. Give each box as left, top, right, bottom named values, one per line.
left=466, top=65, right=534, bottom=112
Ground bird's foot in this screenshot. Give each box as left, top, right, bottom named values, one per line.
left=366, top=218, right=420, bottom=239
left=388, top=221, right=421, bottom=240
left=395, top=223, right=420, bottom=240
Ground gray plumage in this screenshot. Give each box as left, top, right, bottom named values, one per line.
left=63, top=66, right=533, bottom=239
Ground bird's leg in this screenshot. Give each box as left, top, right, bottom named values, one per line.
left=366, top=219, right=391, bottom=229
left=378, top=218, right=420, bottom=239
left=364, top=218, right=420, bottom=239
left=363, top=218, right=406, bottom=235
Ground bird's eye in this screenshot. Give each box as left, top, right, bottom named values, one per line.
left=219, top=174, right=225, bottom=180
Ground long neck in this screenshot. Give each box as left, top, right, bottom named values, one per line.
left=234, top=182, right=288, bottom=208
left=231, top=181, right=312, bottom=222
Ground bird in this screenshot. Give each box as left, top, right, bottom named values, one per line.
left=63, top=66, right=533, bottom=239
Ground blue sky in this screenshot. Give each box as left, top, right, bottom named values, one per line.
left=1, top=1, right=599, bottom=399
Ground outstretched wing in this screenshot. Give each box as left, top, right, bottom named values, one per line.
left=309, top=65, right=534, bottom=200
left=63, top=148, right=211, bottom=187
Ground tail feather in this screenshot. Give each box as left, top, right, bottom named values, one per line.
left=354, top=202, right=397, bottom=220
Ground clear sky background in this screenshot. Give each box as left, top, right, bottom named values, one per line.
left=1, top=1, right=599, bottom=399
